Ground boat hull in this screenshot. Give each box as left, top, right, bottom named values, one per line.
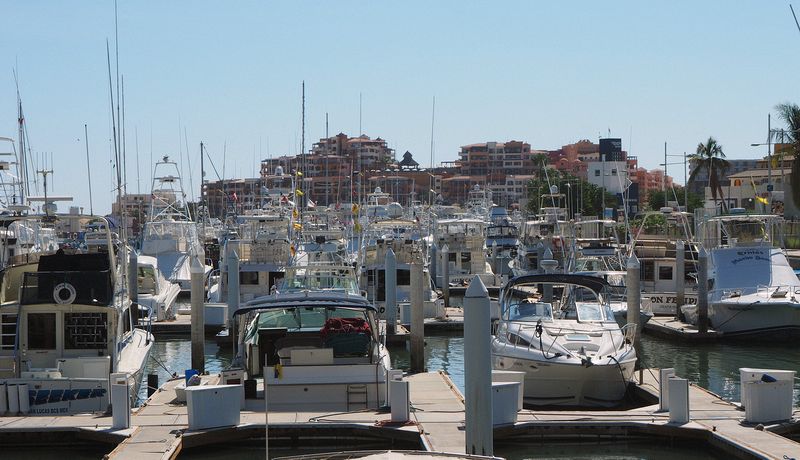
left=492, top=346, right=636, bottom=407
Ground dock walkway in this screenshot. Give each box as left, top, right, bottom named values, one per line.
left=0, top=370, right=798, bottom=459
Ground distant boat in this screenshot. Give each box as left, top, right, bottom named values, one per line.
left=140, top=156, right=209, bottom=293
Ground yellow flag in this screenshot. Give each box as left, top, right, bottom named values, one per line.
left=293, top=222, right=303, bottom=230
left=292, top=208, right=299, bottom=219
left=352, top=203, right=359, bottom=214
left=295, top=189, right=304, bottom=197
left=289, top=244, right=296, bottom=256
left=354, top=222, right=362, bottom=233
left=296, top=171, right=303, bottom=177
left=755, top=195, right=769, bottom=205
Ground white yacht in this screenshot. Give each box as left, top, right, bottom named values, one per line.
left=0, top=216, right=152, bottom=414
left=485, top=207, right=519, bottom=278
left=491, top=274, right=637, bottom=407
left=140, top=156, right=208, bottom=293
left=233, top=262, right=393, bottom=410
left=136, top=255, right=181, bottom=321
left=512, top=188, right=570, bottom=276
left=686, top=212, right=800, bottom=338
left=431, top=217, right=495, bottom=287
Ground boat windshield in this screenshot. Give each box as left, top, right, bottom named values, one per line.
left=254, top=306, right=368, bottom=332
left=505, top=299, right=553, bottom=322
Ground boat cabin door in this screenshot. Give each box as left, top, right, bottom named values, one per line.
left=20, top=311, right=61, bottom=369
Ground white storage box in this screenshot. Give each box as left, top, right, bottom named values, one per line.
left=186, top=384, right=242, bottom=430
left=740, top=368, right=796, bottom=409
left=492, top=370, right=525, bottom=410
left=744, top=380, right=794, bottom=423
left=492, top=381, right=520, bottom=425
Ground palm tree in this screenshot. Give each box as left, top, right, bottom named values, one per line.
left=775, top=103, right=800, bottom=205
left=688, top=137, right=730, bottom=212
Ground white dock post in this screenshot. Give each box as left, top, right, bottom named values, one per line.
left=128, top=249, right=139, bottom=324
left=668, top=377, right=690, bottom=424
left=17, top=383, right=29, bottom=414
left=659, top=368, right=676, bottom=411
left=410, top=259, right=425, bottom=373
left=385, top=248, right=398, bottom=336
left=6, top=384, right=18, bottom=414
left=441, top=244, right=450, bottom=308
left=626, top=253, right=642, bottom=342
left=464, top=275, right=493, bottom=456
left=491, top=241, right=499, bottom=276
left=430, top=242, right=438, bottom=289
left=697, top=247, right=709, bottom=333
left=675, top=240, right=685, bottom=317
left=190, top=255, right=206, bottom=373
left=110, top=372, right=130, bottom=429
left=540, top=248, right=557, bottom=303
left=0, top=382, right=7, bottom=414
left=228, top=250, right=240, bottom=320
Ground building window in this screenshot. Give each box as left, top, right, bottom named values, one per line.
left=594, top=170, right=600, bottom=177
left=658, top=266, right=673, bottom=281
left=611, top=169, right=617, bottom=176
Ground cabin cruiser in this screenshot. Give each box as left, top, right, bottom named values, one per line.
left=512, top=187, right=570, bottom=276
left=0, top=216, right=152, bottom=414
left=140, top=156, right=208, bottom=293
left=491, top=274, right=637, bottom=407
left=431, top=217, right=495, bottom=287
left=136, top=255, right=181, bottom=321
left=485, top=207, right=519, bottom=278
left=359, top=219, right=443, bottom=320
left=684, top=212, right=800, bottom=338
left=233, top=262, right=393, bottom=410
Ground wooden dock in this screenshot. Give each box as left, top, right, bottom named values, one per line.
left=644, top=315, right=724, bottom=341
left=0, top=369, right=798, bottom=459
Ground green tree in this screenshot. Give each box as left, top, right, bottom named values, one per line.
left=688, top=137, right=729, bottom=212
left=775, top=102, right=800, bottom=205
left=646, top=187, right=704, bottom=213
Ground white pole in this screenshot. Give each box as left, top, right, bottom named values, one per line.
left=675, top=240, right=685, bottom=317
left=464, top=275, right=493, bottom=456
left=697, top=247, right=709, bottom=333
left=228, top=250, right=240, bottom=321
left=410, top=259, right=425, bottom=373
left=430, top=242, right=438, bottom=288
left=190, top=255, right=205, bottom=372
left=441, top=244, right=450, bottom=308
left=385, top=248, right=397, bottom=335
left=626, top=253, right=641, bottom=342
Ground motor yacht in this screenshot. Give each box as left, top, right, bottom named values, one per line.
left=491, top=274, right=637, bottom=407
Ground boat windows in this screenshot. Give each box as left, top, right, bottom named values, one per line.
left=0, top=313, right=17, bottom=350
left=241, top=271, right=259, bottom=285
left=397, top=269, right=410, bottom=286
left=27, top=313, right=56, bottom=349
left=137, top=267, right=157, bottom=294
left=507, top=299, right=553, bottom=322
left=658, top=266, right=673, bottom=281
left=255, top=306, right=369, bottom=332
left=642, top=260, right=655, bottom=281
left=576, top=303, right=604, bottom=322
left=64, top=313, right=107, bottom=349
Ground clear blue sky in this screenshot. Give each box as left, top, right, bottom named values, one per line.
left=2, top=1, right=799, bottom=213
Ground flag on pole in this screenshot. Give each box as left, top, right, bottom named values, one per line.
left=295, top=189, right=304, bottom=197
left=307, top=199, right=316, bottom=208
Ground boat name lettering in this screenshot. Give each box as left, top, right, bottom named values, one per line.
left=649, top=296, right=697, bottom=305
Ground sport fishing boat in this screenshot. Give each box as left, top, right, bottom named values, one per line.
left=136, top=255, right=181, bottom=321
left=491, top=274, right=637, bottom=407
left=684, top=212, right=800, bottom=339
left=512, top=187, right=570, bottom=276
left=485, top=207, right=519, bottom=278
left=233, top=261, right=393, bottom=411
left=0, top=216, right=152, bottom=414
left=140, top=156, right=208, bottom=293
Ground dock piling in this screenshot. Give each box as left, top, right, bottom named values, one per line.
left=147, top=373, right=159, bottom=398
left=190, top=255, right=206, bottom=373
left=110, top=373, right=130, bottom=430
left=697, top=247, right=709, bottom=333
left=128, top=249, right=139, bottom=324
left=228, top=250, right=240, bottom=319
left=464, top=275, right=493, bottom=457
left=386, top=248, right=397, bottom=335
left=430, top=242, right=438, bottom=289
left=626, top=253, right=642, bottom=344
left=675, top=240, right=685, bottom=318
left=491, top=241, right=498, bottom=277
left=410, top=259, right=425, bottom=373
left=441, top=244, right=450, bottom=308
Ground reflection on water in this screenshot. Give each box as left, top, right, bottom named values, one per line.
left=390, top=333, right=800, bottom=405
left=3, top=446, right=111, bottom=460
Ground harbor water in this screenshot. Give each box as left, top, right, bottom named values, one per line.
left=139, top=331, right=800, bottom=407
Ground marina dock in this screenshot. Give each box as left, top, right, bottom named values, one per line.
left=1, top=369, right=798, bottom=459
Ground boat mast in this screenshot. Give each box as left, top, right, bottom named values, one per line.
left=85, top=124, right=94, bottom=215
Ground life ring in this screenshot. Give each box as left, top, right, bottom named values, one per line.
left=53, top=282, right=77, bottom=304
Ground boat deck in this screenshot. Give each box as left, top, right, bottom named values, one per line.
left=644, top=315, right=724, bottom=340
left=0, top=370, right=797, bottom=459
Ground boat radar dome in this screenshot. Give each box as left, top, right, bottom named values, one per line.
left=549, top=185, right=559, bottom=194
left=275, top=166, right=284, bottom=176
left=387, top=202, right=402, bottom=218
